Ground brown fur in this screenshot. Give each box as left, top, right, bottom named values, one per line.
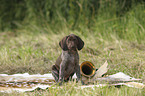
left=52, top=34, right=84, bottom=85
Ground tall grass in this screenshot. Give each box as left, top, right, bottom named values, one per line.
left=0, top=0, right=144, bottom=43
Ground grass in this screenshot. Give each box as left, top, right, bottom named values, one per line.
left=0, top=82, right=144, bottom=96
left=0, top=0, right=145, bottom=95
left=0, top=30, right=145, bottom=96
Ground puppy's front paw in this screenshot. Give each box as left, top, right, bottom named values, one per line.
left=81, top=80, right=85, bottom=85
left=57, top=81, right=63, bottom=86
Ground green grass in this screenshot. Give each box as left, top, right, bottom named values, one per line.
left=0, top=82, right=144, bottom=96
left=0, top=30, right=145, bottom=96
left=0, top=0, right=145, bottom=95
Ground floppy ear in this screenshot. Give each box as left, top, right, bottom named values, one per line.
left=59, top=36, right=68, bottom=51
left=76, top=36, right=84, bottom=50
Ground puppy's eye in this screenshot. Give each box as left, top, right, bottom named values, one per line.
left=69, top=39, right=72, bottom=41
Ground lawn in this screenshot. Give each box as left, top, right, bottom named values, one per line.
left=0, top=31, right=144, bottom=96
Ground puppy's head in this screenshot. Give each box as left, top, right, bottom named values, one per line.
left=59, top=34, right=84, bottom=51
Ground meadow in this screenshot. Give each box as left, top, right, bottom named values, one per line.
left=0, top=0, right=145, bottom=95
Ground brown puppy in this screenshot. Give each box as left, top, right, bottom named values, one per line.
left=52, top=34, right=84, bottom=85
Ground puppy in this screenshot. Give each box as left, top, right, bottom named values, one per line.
left=52, top=34, right=84, bottom=85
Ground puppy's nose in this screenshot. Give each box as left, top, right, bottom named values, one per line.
left=71, top=45, right=76, bottom=48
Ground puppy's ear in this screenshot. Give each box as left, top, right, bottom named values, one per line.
left=76, top=36, right=84, bottom=50
left=59, top=36, right=68, bottom=51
